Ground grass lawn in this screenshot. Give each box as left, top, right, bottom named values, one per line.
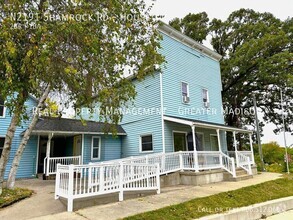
left=124, top=175, right=293, bottom=220
left=0, top=188, right=33, bottom=208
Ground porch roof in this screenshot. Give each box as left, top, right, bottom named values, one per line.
left=31, top=117, right=127, bottom=135
left=163, top=115, right=253, bottom=134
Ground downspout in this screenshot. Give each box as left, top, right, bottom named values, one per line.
left=159, top=72, right=166, bottom=153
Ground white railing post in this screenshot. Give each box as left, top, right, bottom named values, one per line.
left=67, top=164, right=74, bottom=212
left=231, top=157, right=236, bottom=178
left=233, top=131, right=239, bottom=167
left=118, top=162, right=124, bottom=202
left=78, top=155, right=82, bottom=165
left=145, top=155, right=149, bottom=164
left=249, top=133, right=255, bottom=165
left=156, top=163, right=160, bottom=194
left=247, top=157, right=252, bottom=175
left=99, top=166, right=104, bottom=192
left=179, top=151, right=183, bottom=170
left=55, top=163, right=61, bottom=200
left=43, top=157, right=47, bottom=175
left=46, top=157, right=50, bottom=177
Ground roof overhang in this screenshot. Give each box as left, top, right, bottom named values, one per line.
left=31, top=130, right=127, bottom=136
left=158, top=22, right=222, bottom=62
left=163, top=115, right=253, bottom=134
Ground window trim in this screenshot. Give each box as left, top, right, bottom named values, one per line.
left=91, top=136, right=101, bottom=160
left=172, top=130, right=188, bottom=152
left=202, top=88, right=209, bottom=108
left=0, top=99, right=6, bottom=118
left=139, top=134, right=154, bottom=153
left=210, top=134, right=219, bottom=151
left=181, top=81, right=190, bottom=104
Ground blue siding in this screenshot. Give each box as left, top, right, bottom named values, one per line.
left=160, top=33, right=225, bottom=124
left=0, top=96, right=39, bottom=179
left=120, top=73, right=163, bottom=157
left=83, top=134, right=122, bottom=164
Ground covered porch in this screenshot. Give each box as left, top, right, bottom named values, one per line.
left=163, top=115, right=255, bottom=175
left=32, top=117, right=126, bottom=177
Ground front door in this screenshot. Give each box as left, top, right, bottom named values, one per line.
left=73, top=135, right=82, bottom=156
left=173, top=132, right=187, bottom=151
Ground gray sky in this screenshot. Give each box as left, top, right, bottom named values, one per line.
left=148, top=0, right=293, bottom=147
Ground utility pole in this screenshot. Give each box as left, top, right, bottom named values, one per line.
left=280, top=89, right=290, bottom=174
left=253, top=95, right=265, bottom=171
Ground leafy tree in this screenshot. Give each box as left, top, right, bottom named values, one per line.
left=170, top=9, right=293, bottom=137
left=0, top=0, right=164, bottom=191
left=169, top=12, right=209, bottom=43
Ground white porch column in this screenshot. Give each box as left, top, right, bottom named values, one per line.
left=216, top=129, right=223, bottom=166
left=249, top=133, right=255, bottom=165
left=46, top=133, right=53, bottom=176
left=233, top=131, right=239, bottom=167
left=191, top=125, right=199, bottom=172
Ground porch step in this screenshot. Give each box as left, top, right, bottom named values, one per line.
left=43, top=174, right=56, bottom=180
left=229, top=174, right=253, bottom=182
left=224, top=168, right=253, bottom=182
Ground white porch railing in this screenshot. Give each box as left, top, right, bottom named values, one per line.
left=55, top=162, right=160, bottom=212
left=55, top=151, right=238, bottom=212
left=44, top=156, right=81, bottom=176
left=237, top=152, right=252, bottom=175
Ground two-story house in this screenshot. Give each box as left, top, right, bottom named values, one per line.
left=0, top=23, right=256, bottom=180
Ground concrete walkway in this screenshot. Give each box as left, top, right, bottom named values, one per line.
left=16, top=172, right=281, bottom=220
left=0, top=179, right=66, bottom=220
left=266, top=210, right=293, bottom=219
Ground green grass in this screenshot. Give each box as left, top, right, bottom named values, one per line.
left=0, top=188, right=33, bottom=208
left=124, top=175, right=293, bottom=220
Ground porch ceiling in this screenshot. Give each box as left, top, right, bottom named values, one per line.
left=163, top=115, right=253, bottom=134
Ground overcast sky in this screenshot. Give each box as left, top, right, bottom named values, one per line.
left=147, top=0, right=293, bottom=147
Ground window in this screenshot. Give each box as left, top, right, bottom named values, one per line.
left=210, top=135, right=219, bottom=151
left=196, top=133, right=204, bottom=151
left=91, top=137, right=101, bottom=160
left=181, top=82, right=190, bottom=103
left=0, top=137, right=4, bottom=156
left=140, top=134, right=153, bottom=152
left=202, top=89, right=209, bottom=107
left=0, top=96, right=5, bottom=117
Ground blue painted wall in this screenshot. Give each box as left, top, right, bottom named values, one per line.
left=120, top=73, right=163, bottom=157
left=83, top=134, right=122, bottom=164
left=0, top=96, right=39, bottom=179
left=160, top=33, right=225, bottom=124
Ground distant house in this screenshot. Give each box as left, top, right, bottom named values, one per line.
left=0, top=23, right=255, bottom=180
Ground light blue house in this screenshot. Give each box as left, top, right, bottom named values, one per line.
left=0, top=23, right=255, bottom=179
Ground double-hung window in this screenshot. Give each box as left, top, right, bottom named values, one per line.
left=202, top=88, right=209, bottom=107
left=181, top=82, right=190, bottom=103
left=91, top=137, right=101, bottom=160
left=140, top=134, right=153, bottom=152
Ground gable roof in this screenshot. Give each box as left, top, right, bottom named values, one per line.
left=158, top=22, right=222, bottom=61
left=31, top=117, right=126, bottom=135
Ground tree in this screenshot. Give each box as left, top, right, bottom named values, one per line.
left=0, top=0, right=164, bottom=192
left=169, top=12, right=209, bottom=43
left=170, top=9, right=293, bottom=138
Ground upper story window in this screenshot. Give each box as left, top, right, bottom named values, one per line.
left=181, top=82, right=190, bottom=103
left=0, top=96, right=5, bottom=117
left=202, top=89, right=210, bottom=108
left=0, top=137, right=4, bottom=156
left=140, top=134, right=153, bottom=152
left=91, top=136, right=101, bottom=160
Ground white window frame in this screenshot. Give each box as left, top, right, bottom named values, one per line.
left=181, top=81, right=190, bottom=103
left=210, top=134, right=219, bottom=151
left=0, top=98, right=5, bottom=118
left=202, top=88, right=209, bottom=106
left=140, top=134, right=153, bottom=153
left=91, top=136, right=101, bottom=160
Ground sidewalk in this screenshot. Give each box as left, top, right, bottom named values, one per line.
left=28, top=172, right=281, bottom=220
